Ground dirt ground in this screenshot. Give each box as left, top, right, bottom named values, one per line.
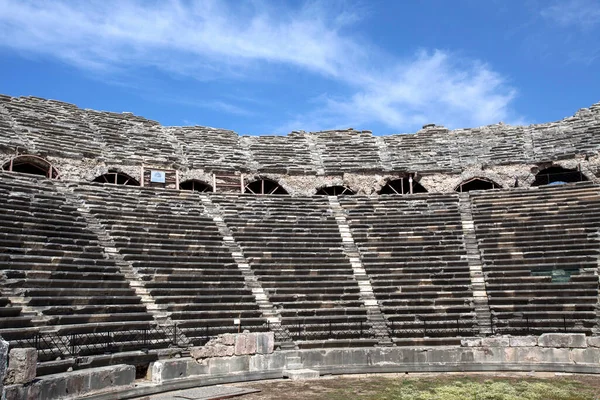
left=229, top=372, right=600, bottom=400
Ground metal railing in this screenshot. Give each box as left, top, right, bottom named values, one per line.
left=490, top=316, right=592, bottom=336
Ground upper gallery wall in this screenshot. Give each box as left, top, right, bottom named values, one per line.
left=0, top=94, right=599, bottom=194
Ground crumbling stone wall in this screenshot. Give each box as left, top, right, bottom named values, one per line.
left=1, top=94, right=599, bottom=195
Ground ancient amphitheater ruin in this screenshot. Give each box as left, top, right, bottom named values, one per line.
left=1, top=93, right=600, bottom=399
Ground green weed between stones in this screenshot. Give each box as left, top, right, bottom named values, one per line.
left=325, top=377, right=597, bottom=400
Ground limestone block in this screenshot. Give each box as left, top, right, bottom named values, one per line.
left=0, top=338, right=8, bottom=395
left=221, top=333, right=236, bottom=346
left=509, top=336, right=538, bottom=347
left=461, top=338, right=482, bottom=347
left=235, top=333, right=257, bottom=356
left=190, top=343, right=234, bottom=359
left=507, top=347, right=570, bottom=364
left=4, top=348, right=37, bottom=385
left=571, top=348, right=600, bottom=364
left=481, top=337, right=510, bottom=347
left=207, top=356, right=250, bottom=375
left=282, top=368, right=319, bottom=380
left=246, top=333, right=257, bottom=354
left=587, top=336, right=600, bottom=348
left=256, top=332, right=275, bottom=354
left=471, top=347, right=504, bottom=363
left=427, top=348, right=461, bottom=364
left=151, top=359, right=188, bottom=383
left=538, top=333, right=587, bottom=348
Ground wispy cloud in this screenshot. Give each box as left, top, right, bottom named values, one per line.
left=0, top=0, right=520, bottom=132
left=541, top=0, right=600, bottom=29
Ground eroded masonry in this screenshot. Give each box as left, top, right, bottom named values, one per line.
left=0, top=94, right=599, bottom=195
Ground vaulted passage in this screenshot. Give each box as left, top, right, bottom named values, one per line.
left=179, top=179, right=212, bottom=192
left=244, top=179, right=288, bottom=195
left=379, top=177, right=427, bottom=195
left=532, top=166, right=588, bottom=186
left=93, top=171, right=139, bottom=186
left=455, top=177, right=501, bottom=192
left=1, top=155, right=59, bottom=178
left=316, top=185, right=355, bottom=196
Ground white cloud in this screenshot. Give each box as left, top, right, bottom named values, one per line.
left=0, top=0, right=519, bottom=132
left=541, top=0, right=600, bottom=29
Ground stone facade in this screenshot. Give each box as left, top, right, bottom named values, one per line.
left=1, top=94, right=599, bottom=195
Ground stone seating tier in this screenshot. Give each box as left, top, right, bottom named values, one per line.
left=72, top=184, right=263, bottom=336
left=340, top=194, right=478, bottom=338
left=471, top=183, right=600, bottom=335
left=212, top=195, right=375, bottom=345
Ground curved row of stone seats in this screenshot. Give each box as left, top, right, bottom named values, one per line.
left=241, top=133, right=317, bottom=174
left=0, top=173, right=158, bottom=361
left=169, top=126, right=249, bottom=172
left=339, top=194, right=478, bottom=344
left=0, top=96, right=102, bottom=158
left=72, top=184, right=264, bottom=343
left=83, top=109, right=178, bottom=165
left=382, top=129, right=459, bottom=173
left=212, top=195, right=377, bottom=348
left=0, top=296, right=38, bottom=341
left=311, top=130, right=382, bottom=172
left=470, top=183, right=600, bottom=335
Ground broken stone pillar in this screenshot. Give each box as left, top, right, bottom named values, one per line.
left=4, top=348, right=37, bottom=385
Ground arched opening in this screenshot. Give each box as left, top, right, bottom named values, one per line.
left=244, top=178, right=288, bottom=195
left=1, top=155, right=59, bottom=178
left=315, top=186, right=355, bottom=196
left=532, top=166, right=588, bottom=186
left=455, top=177, right=501, bottom=192
left=93, top=171, right=139, bottom=186
left=379, top=177, right=427, bottom=195
left=179, top=179, right=212, bottom=192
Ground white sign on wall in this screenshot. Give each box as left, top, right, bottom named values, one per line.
left=151, top=171, right=166, bottom=183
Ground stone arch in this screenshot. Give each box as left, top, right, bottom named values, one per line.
left=532, top=165, right=588, bottom=186
left=93, top=170, right=140, bottom=186
left=315, top=185, right=355, bottom=196
left=244, top=178, right=288, bottom=195
left=179, top=179, right=212, bottom=192
left=1, top=155, right=60, bottom=178
left=379, top=177, right=428, bottom=195
left=455, top=177, right=501, bottom=192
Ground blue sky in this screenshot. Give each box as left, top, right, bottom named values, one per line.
left=0, top=0, right=599, bottom=135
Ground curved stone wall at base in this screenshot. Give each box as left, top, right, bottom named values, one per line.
left=5, top=333, right=598, bottom=400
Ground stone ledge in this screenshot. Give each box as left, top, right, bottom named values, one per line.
left=3, top=364, right=135, bottom=400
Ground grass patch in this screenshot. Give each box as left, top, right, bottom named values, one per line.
left=325, top=376, right=598, bottom=400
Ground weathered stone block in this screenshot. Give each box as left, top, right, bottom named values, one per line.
left=538, top=333, right=587, bottom=348
left=461, top=337, right=482, bottom=347
left=191, top=343, right=234, bottom=359
left=256, top=332, right=275, bottom=354
left=151, top=359, right=188, bottom=383
left=235, top=333, right=258, bottom=356
left=246, top=333, right=257, bottom=354
left=509, top=336, right=538, bottom=347
left=4, top=348, right=37, bottom=385
left=472, top=347, right=504, bottom=363
left=481, top=337, right=510, bottom=347
left=427, top=348, right=461, bottom=364
left=207, top=356, right=250, bottom=375
left=187, top=359, right=209, bottom=377
left=509, top=347, right=570, bottom=363
left=571, top=348, right=600, bottom=364
left=221, top=333, right=236, bottom=346
left=587, top=336, right=600, bottom=348
left=0, top=338, right=8, bottom=395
